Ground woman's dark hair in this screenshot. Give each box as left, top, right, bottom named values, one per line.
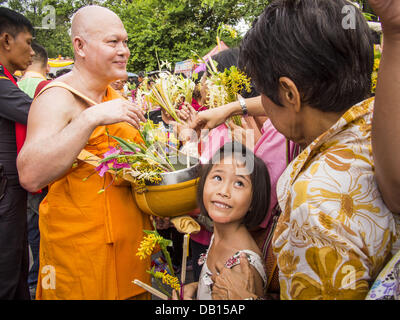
left=0, top=7, right=34, bottom=37
left=197, top=141, right=271, bottom=229
left=239, top=0, right=374, bottom=113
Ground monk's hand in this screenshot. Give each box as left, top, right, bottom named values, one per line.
left=211, top=253, right=258, bottom=300
left=88, top=98, right=146, bottom=129
left=369, top=0, right=400, bottom=39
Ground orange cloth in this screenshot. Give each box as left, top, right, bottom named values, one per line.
left=36, top=86, right=152, bottom=300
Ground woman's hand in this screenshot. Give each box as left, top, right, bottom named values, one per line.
left=211, top=253, right=258, bottom=300
left=190, top=107, right=230, bottom=133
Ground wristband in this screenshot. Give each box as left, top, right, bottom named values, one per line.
left=238, top=95, right=248, bottom=117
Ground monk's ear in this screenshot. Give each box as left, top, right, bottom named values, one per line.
left=278, top=77, right=301, bottom=113
left=73, top=36, right=86, bottom=58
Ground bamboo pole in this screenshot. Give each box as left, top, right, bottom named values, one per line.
left=132, top=279, right=169, bottom=300
left=180, top=234, right=190, bottom=285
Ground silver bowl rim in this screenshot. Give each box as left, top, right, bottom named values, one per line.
left=146, top=160, right=201, bottom=186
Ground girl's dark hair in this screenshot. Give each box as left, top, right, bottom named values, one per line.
left=197, top=142, right=271, bottom=229
left=239, top=0, right=374, bottom=113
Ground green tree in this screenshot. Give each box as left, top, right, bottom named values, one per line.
left=4, top=0, right=102, bottom=58
left=105, top=0, right=269, bottom=72
left=4, top=0, right=267, bottom=68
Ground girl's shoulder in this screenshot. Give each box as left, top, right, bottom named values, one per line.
left=216, top=235, right=262, bottom=264
left=233, top=230, right=263, bottom=257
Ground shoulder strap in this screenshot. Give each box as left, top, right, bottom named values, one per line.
left=35, top=81, right=98, bottom=106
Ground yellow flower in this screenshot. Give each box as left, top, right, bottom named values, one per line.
left=136, top=233, right=163, bottom=260
left=154, top=270, right=181, bottom=291
left=371, top=58, right=380, bottom=93
left=223, top=24, right=238, bottom=39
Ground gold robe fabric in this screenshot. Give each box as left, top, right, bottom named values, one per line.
left=273, top=98, right=400, bottom=300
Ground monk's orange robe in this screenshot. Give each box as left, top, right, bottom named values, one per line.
left=36, top=86, right=152, bottom=300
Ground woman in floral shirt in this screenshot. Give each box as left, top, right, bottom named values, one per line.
left=211, top=0, right=400, bottom=300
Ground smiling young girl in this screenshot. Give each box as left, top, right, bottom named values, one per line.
left=182, top=141, right=271, bottom=300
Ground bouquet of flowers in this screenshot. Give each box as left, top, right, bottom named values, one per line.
left=133, top=220, right=192, bottom=300
left=95, top=121, right=181, bottom=192
left=203, top=57, right=252, bottom=126
left=134, top=222, right=182, bottom=300
left=142, top=71, right=196, bottom=123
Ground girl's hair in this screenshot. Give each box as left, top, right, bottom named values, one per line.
left=197, top=141, right=271, bottom=229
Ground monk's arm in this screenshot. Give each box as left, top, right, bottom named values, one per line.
left=371, top=25, right=400, bottom=212
left=17, top=89, right=98, bottom=192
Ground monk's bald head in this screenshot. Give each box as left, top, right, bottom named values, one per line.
left=70, top=6, right=123, bottom=41
left=69, top=5, right=130, bottom=82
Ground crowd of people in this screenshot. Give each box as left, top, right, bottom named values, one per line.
left=1, top=0, right=400, bottom=301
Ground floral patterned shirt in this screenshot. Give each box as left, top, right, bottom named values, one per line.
left=273, top=98, right=400, bottom=300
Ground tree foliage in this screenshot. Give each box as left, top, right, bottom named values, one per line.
left=5, top=1, right=378, bottom=73
left=4, top=0, right=99, bottom=58
left=104, top=0, right=269, bottom=72
left=3, top=0, right=269, bottom=72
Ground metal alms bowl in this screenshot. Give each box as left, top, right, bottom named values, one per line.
left=134, top=155, right=201, bottom=217
left=145, top=155, right=201, bottom=186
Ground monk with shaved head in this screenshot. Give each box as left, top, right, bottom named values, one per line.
left=17, top=6, right=152, bottom=300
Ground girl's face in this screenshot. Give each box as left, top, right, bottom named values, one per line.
left=203, top=156, right=253, bottom=225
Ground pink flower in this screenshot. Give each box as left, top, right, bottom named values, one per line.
left=95, top=163, right=110, bottom=177
left=104, top=146, right=120, bottom=157
left=95, top=147, right=123, bottom=177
